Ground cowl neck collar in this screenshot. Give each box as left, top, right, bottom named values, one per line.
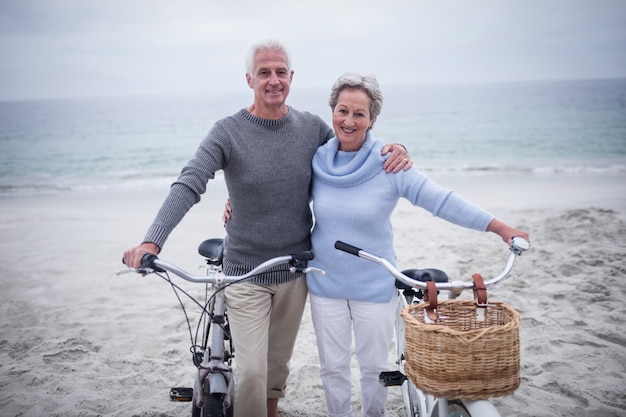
left=312, top=132, right=383, bottom=188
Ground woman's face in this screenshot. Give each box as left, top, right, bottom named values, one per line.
left=332, top=88, right=372, bottom=152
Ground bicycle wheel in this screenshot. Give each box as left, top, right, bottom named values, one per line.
left=461, top=400, right=501, bottom=417
left=447, top=400, right=471, bottom=417
left=192, top=402, right=201, bottom=417
left=197, top=393, right=232, bottom=417
left=401, top=379, right=422, bottom=417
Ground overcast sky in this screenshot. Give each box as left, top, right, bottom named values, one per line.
left=1, top=0, right=625, bottom=101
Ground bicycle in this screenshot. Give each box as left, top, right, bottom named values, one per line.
left=117, top=238, right=324, bottom=417
left=334, top=237, right=530, bottom=417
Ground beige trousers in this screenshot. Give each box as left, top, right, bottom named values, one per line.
left=225, top=277, right=308, bottom=417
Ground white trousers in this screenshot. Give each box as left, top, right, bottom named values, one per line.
left=310, top=293, right=396, bottom=417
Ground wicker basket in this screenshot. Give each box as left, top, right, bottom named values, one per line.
left=400, top=299, right=521, bottom=400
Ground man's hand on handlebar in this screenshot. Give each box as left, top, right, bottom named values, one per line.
left=123, top=242, right=161, bottom=269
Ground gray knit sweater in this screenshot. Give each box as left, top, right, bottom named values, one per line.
left=144, top=107, right=334, bottom=284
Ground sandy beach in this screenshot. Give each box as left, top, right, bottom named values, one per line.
left=0, top=172, right=625, bottom=417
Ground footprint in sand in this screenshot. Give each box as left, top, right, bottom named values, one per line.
left=42, top=338, right=100, bottom=364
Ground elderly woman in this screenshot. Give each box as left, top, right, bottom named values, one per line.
left=307, top=73, right=529, bottom=417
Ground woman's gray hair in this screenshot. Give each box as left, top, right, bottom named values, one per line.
left=245, top=39, right=292, bottom=75
left=328, top=72, right=383, bottom=128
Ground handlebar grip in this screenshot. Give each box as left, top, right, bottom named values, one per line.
left=140, top=253, right=159, bottom=269
left=511, top=237, right=530, bottom=251
left=335, top=241, right=362, bottom=256
left=293, top=251, right=314, bottom=262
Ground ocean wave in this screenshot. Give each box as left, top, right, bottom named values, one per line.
left=0, top=172, right=227, bottom=195
left=2, top=166, right=624, bottom=196
left=0, top=183, right=73, bottom=194
left=420, top=164, right=626, bottom=175
left=530, top=164, right=626, bottom=174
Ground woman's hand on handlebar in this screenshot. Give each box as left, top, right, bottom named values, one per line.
left=123, top=242, right=161, bottom=269
left=487, top=219, right=530, bottom=246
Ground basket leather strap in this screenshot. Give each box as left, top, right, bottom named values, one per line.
left=424, top=281, right=438, bottom=321
left=472, top=273, right=488, bottom=307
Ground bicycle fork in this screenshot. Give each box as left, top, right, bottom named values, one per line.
left=170, top=292, right=234, bottom=410
left=170, top=347, right=234, bottom=409
left=196, top=294, right=233, bottom=407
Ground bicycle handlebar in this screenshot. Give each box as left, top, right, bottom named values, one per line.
left=116, top=251, right=322, bottom=284
left=335, top=237, right=529, bottom=292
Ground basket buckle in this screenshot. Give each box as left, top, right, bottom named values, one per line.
left=472, top=273, right=488, bottom=322
left=475, top=303, right=487, bottom=321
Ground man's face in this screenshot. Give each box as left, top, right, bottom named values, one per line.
left=246, top=49, right=293, bottom=108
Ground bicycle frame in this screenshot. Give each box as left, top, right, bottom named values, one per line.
left=335, top=237, right=529, bottom=417
left=193, top=278, right=233, bottom=411
left=117, top=241, right=321, bottom=417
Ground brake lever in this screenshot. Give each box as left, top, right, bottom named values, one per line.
left=302, top=267, right=325, bottom=275
left=287, top=265, right=326, bottom=275
left=115, top=267, right=153, bottom=276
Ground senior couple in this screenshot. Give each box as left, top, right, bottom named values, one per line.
left=123, top=39, right=529, bottom=417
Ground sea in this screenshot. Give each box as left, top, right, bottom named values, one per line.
left=0, top=78, right=625, bottom=195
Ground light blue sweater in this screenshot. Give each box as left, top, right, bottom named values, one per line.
left=307, top=133, right=493, bottom=303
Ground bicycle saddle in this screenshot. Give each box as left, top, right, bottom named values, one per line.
left=396, top=268, right=449, bottom=291
left=198, top=238, right=224, bottom=265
